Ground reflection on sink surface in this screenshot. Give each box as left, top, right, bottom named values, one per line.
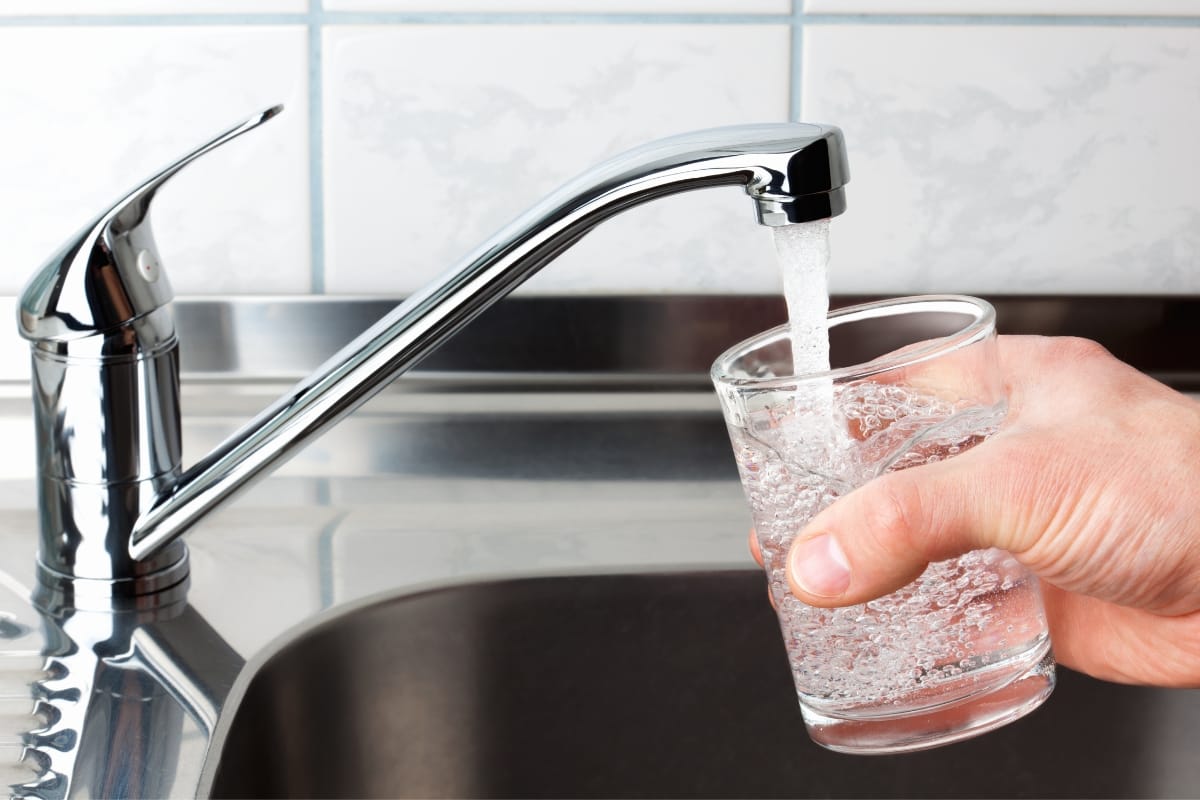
left=207, top=571, right=1200, bottom=799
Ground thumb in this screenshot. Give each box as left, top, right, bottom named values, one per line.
left=786, top=447, right=1028, bottom=607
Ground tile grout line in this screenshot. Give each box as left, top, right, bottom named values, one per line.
left=321, top=12, right=792, bottom=24
left=7, top=11, right=1200, bottom=26
left=316, top=483, right=338, bottom=610
left=308, top=0, right=326, bottom=294
left=797, top=12, right=1200, bottom=26
left=1, top=12, right=1199, bottom=27
left=789, top=0, right=803, bottom=121
left=0, top=12, right=790, bottom=26
left=312, top=0, right=331, bottom=599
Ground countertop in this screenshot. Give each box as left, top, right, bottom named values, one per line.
left=1, top=294, right=1198, bottom=797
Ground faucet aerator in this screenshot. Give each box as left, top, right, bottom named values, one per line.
left=753, top=187, right=848, bottom=227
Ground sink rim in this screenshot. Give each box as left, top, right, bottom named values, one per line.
left=195, top=562, right=752, bottom=797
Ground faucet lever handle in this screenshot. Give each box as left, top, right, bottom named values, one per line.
left=19, top=105, right=283, bottom=344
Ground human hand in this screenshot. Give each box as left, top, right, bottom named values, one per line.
left=751, top=336, right=1200, bottom=688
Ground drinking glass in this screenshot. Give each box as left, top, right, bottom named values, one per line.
left=711, top=295, right=1054, bottom=754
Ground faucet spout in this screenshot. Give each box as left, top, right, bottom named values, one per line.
left=21, top=114, right=848, bottom=589
left=131, top=123, right=848, bottom=562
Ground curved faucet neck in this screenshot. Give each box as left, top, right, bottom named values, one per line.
left=20, top=117, right=849, bottom=593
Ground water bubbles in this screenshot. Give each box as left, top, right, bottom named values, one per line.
left=775, top=545, right=1045, bottom=705
left=729, top=387, right=1039, bottom=708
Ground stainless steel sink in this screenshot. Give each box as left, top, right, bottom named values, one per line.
left=204, top=570, right=1200, bottom=799
left=3, top=295, right=1198, bottom=798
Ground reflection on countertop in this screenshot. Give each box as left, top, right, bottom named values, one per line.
left=0, top=375, right=755, bottom=798
left=0, top=295, right=1196, bottom=798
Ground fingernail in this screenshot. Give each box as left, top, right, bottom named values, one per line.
left=790, top=534, right=851, bottom=598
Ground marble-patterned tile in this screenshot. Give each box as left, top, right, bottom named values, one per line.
left=802, top=24, right=1200, bottom=295
left=324, top=1, right=788, bottom=12
left=322, top=23, right=790, bottom=295
left=0, top=1, right=307, bottom=13
left=0, top=26, right=310, bottom=296
left=804, top=0, right=1200, bottom=14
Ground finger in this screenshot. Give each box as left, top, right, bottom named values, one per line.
left=1040, top=582, right=1200, bottom=687
left=748, top=527, right=764, bottom=567
left=784, top=441, right=1033, bottom=607
left=748, top=528, right=775, bottom=608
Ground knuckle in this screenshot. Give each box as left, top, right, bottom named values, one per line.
left=976, top=437, right=1060, bottom=555
left=862, top=477, right=925, bottom=554
left=1048, top=336, right=1111, bottom=364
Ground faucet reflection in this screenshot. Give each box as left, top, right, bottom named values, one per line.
left=18, top=581, right=242, bottom=799
left=12, top=107, right=849, bottom=797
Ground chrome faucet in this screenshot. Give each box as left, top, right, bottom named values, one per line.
left=18, top=106, right=849, bottom=600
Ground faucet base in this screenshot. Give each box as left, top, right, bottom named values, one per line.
left=33, top=548, right=191, bottom=612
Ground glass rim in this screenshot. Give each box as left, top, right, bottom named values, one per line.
left=710, top=294, right=996, bottom=391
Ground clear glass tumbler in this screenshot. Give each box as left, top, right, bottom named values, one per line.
left=711, top=295, right=1054, bottom=754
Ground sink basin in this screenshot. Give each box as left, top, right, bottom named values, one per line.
left=206, top=570, right=1200, bottom=799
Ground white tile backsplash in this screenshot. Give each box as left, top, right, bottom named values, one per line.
left=802, top=24, right=1200, bottom=295
left=2, top=9, right=1197, bottom=298
left=804, top=0, right=1200, bottom=15
left=322, top=23, right=790, bottom=295
left=0, top=25, right=311, bottom=295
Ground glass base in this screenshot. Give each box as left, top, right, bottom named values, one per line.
left=800, top=648, right=1056, bottom=755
